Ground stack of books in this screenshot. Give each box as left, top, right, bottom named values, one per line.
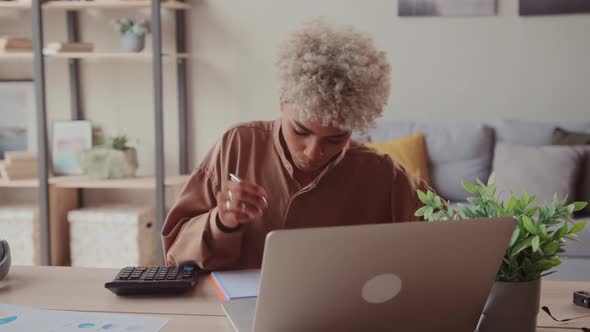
left=0, top=36, right=33, bottom=53
left=44, top=42, right=94, bottom=54
left=0, top=151, right=38, bottom=180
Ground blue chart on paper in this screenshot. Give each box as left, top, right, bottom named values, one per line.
left=0, top=304, right=167, bottom=332
left=0, top=314, right=17, bottom=325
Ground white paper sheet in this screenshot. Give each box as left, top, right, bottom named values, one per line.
left=0, top=304, right=168, bottom=332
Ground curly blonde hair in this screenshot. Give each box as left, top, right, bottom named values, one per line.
left=276, top=19, right=391, bottom=133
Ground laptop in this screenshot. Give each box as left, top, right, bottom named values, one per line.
left=223, top=217, right=516, bottom=332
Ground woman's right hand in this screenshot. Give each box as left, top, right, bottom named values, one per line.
left=216, top=179, right=268, bottom=229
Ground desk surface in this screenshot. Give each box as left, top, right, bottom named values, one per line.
left=1, top=266, right=224, bottom=316
left=1, top=266, right=588, bottom=332
left=121, top=314, right=233, bottom=332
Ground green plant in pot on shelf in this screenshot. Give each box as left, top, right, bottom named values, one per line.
left=415, top=175, right=587, bottom=332
left=113, top=18, right=150, bottom=52
left=77, top=134, right=138, bottom=180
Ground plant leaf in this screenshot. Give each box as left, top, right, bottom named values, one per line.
left=462, top=181, right=478, bottom=194
left=564, top=234, right=582, bottom=243
left=512, top=237, right=533, bottom=256
left=417, top=190, right=428, bottom=203
left=531, top=236, right=540, bottom=252
left=567, top=204, right=575, bottom=215
left=573, top=201, right=588, bottom=212
left=509, top=228, right=520, bottom=247
left=522, top=192, right=530, bottom=204
left=505, top=196, right=518, bottom=212
left=570, top=221, right=587, bottom=235
left=415, top=206, right=429, bottom=217
left=522, top=216, right=537, bottom=235
left=434, top=195, right=442, bottom=207
left=487, top=173, right=495, bottom=185
left=424, top=206, right=434, bottom=220
left=555, top=225, right=568, bottom=239
left=542, top=242, right=560, bottom=256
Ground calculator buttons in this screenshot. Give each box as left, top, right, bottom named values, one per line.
left=106, top=265, right=198, bottom=295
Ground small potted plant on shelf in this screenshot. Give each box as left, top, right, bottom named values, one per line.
left=113, top=18, right=150, bottom=52
left=415, top=175, right=587, bottom=332
left=77, top=134, right=138, bottom=179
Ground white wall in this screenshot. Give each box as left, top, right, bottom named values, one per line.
left=2, top=0, right=590, bottom=173
left=190, top=0, right=590, bottom=163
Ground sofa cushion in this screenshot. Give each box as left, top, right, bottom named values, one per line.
left=551, top=128, right=590, bottom=215
left=494, top=119, right=590, bottom=146
left=492, top=143, right=583, bottom=205
left=365, top=133, right=430, bottom=183
left=364, top=121, right=494, bottom=201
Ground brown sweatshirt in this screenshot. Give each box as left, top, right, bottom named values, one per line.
left=161, top=120, right=431, bottom=270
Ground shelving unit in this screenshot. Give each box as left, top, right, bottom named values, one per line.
left=0, top=0, right=191, bottom=266
left=0, top=0, right=191, bottom=11
left=0, top=175, right=189, bottom=189
left=0, top=52, right=190, bottom=60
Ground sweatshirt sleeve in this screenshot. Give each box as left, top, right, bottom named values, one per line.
left=161, top=135, right=246, bottom=271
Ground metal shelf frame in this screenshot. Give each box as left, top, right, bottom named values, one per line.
left=28, top=0, right=190, bottom=265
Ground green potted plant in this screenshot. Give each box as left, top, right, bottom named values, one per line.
left=415, top=175, right=587, bottom=332
left=77, top=134, right=138, bottom=179
left=113, top=18, right=150, bottom=52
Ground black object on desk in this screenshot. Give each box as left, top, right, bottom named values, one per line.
left=574, top=291, right=590, bottom=309
left=105, top=265, right=198, bottom=295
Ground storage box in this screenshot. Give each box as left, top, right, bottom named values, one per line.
left=0, top=205, right=40, bottom=265
left=68, top=205, right=158, bottom=268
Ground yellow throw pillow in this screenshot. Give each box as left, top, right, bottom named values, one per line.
left=365, top=133, right=430, bottom=183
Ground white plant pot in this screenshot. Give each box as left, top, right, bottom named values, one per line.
left=121, top=32, right=145, bottom=52
left=77, top=147, right=138, bottom=179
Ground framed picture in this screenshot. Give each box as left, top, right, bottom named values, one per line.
left=520, top=0, right=590, bottom=16
left=399, top=0, right=497, bottom=17
left=52, top=120, right=92, bottom=175
left=0, top=81, right=36, bottom=160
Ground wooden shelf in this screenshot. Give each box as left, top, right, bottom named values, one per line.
left=0, top=178, right=40, bottom=188
left=0, top=52, right=190, bottom=61
left=0, top=0, right=191, bottom=11
left=48, top=52, right=191, bottom=60
left=0, top=1, right=30, bottom=10
left=51, top=175, right=189, bottom=189
left=0, top=52, right=33, bottom=60
left=0, top=175, right=189, bottom=189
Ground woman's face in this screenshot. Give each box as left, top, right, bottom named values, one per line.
left=280, top=103, right=351, bottom=173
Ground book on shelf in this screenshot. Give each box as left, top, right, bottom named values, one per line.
left=5, top=151, right=37, bottom=164
left=44, top=42, right=94, bottom=54
left=0, top=36, right=32, bottom=53
left=209, top=269, right=261, bottom=301
left=0, top=151, right=38, bottom=180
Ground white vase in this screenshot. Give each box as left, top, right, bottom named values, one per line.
left=121, top=32, right=145, bottom=52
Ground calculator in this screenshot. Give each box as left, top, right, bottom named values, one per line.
left=104, top=265, right=199, bottom=295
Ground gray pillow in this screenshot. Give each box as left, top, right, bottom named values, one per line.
left=551, top=127, right=590, bottom=215
left=364, top=121, right=494, bottom=201
left=494, top=119, right=590, bottom=146
left=492, top=143, right=583, bottom=205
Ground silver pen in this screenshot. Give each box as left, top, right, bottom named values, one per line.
left=229, top=173, right=241, bottom=183
left=229, top=173, right=268, bottom=205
